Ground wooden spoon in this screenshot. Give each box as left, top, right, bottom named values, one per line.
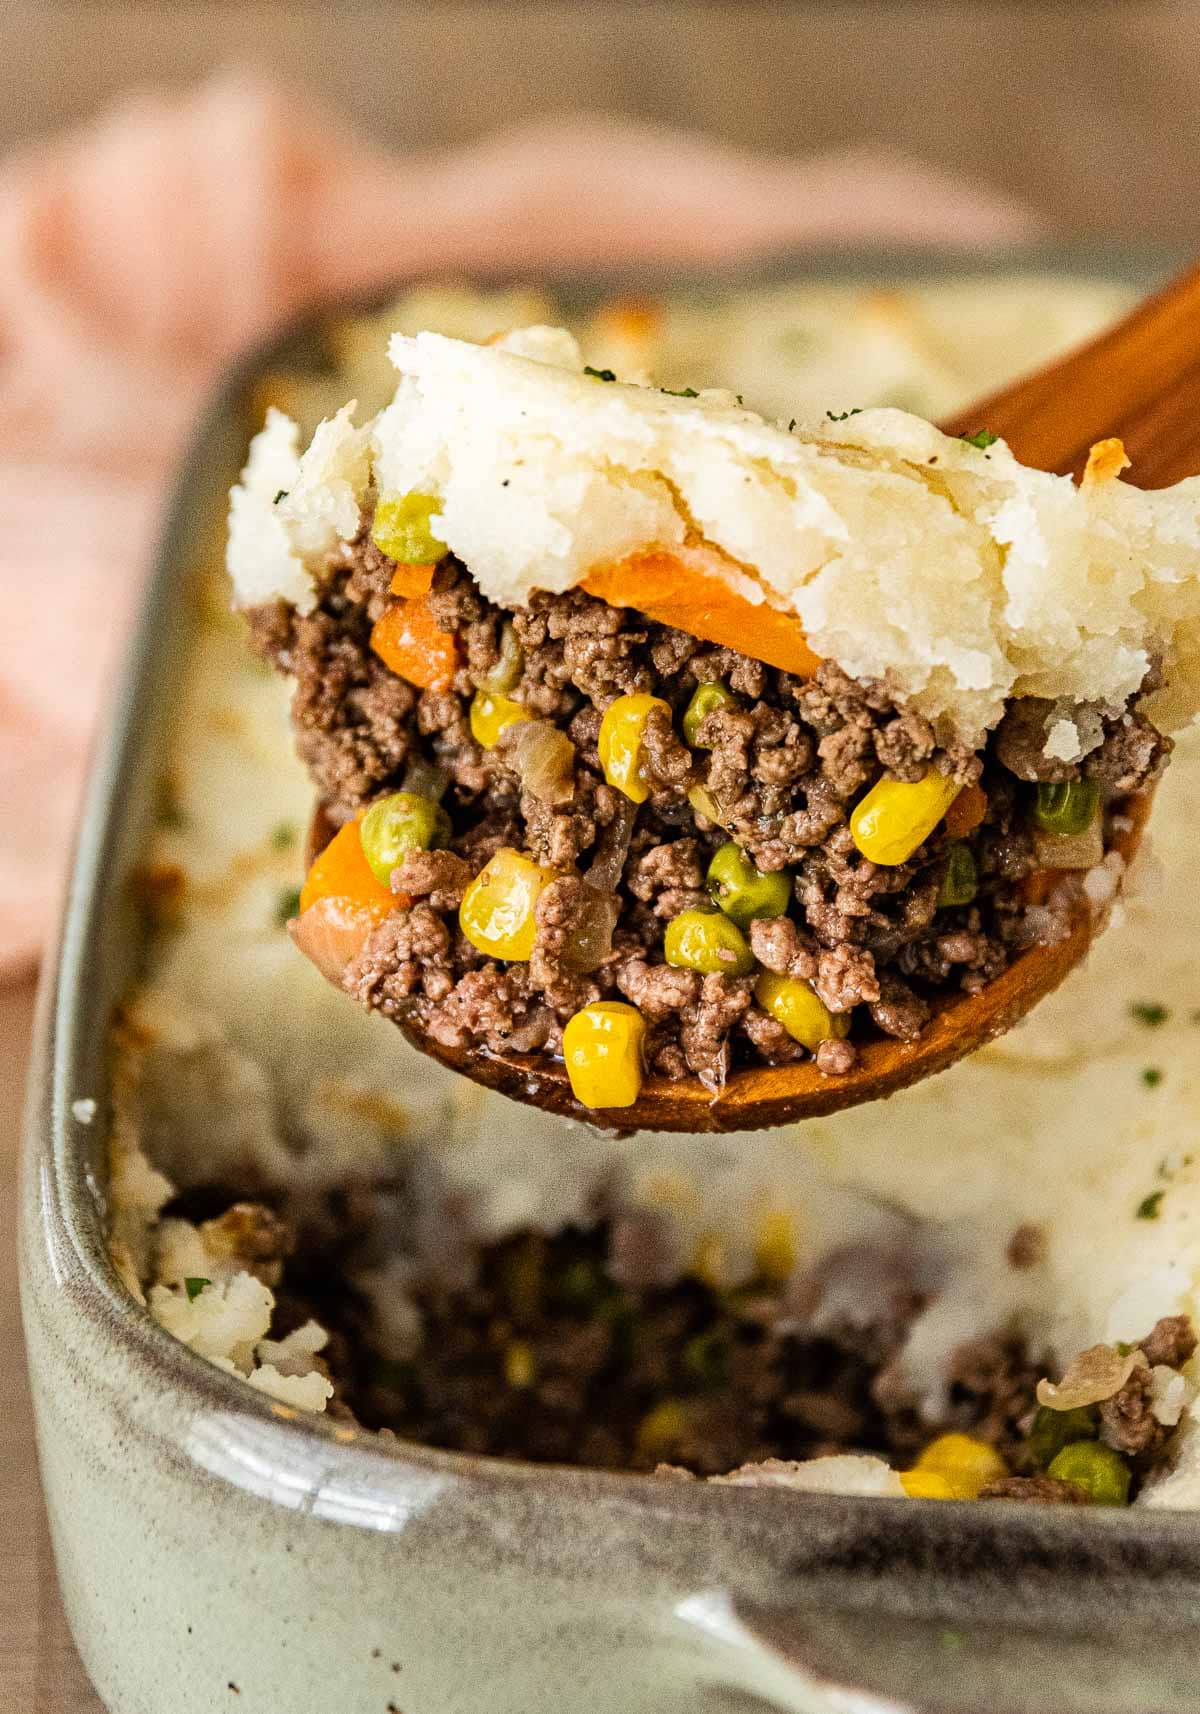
left=309, top=263, right=1200, bottom=1131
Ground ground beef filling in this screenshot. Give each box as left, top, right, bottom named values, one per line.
left=249, top=528, right=1166, bottom=1086
left=268, top=1214, right=1192, bottom=1500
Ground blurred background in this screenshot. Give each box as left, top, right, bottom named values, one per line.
left=5, top=1, right=1199, bottom=238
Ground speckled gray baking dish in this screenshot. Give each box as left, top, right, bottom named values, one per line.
left=22, top=246, right=1200, bottom=1714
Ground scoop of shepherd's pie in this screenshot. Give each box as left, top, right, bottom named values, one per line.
left=226, top=327, right=1197, bottom=1110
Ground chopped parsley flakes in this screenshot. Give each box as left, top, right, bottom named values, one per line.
left=269, top=820, right=297, bottom=852
left=661, top=386, right=698, bottom=398
left=1131, top=1001, right=1170, bottom=1026
left=826, top=408, right=862, bottom=423
left=1136, top=1192, right=1165, bottom=1221
left=273, top=489, right=289, bottom=505
left=185, top=1277, right=211, bottom=1302
left=960, top=429, right=999, bottom=450
left=583, top=366, right=617, bottom=383
left=1142, top=1066, right=1165, bottom=1088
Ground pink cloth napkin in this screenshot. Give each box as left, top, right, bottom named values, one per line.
left=0, top=70, right=1038, bottom=978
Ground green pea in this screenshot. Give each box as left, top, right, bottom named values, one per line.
left=683, top=681, right=737, bottom=747
left=1031, top=779, right=1100, bottom=837
left=1027, top=1404, right=1100, bottom=1470
left=1046, top=1439, right=1131, bottom=1505
left=937, top=842, right=978, bottom=907
left=707, top=842, right=792, bottom=926
left=682, top=1326, right=732, bottom=1387
left=359, top=791, right=451, bottom=886
left=664, top=909, right=755, bottom=977
left=370, top=491, right=447, bottom=565
left=555, top=1258, right=608, bottom=1312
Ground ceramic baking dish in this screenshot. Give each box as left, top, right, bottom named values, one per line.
left=21, top=247, right=1200, bottom=1714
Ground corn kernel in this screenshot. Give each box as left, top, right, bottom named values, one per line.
left=914, top=1433, right=1007, bottom=1499
left=900, top=1469, right=960, bottom=1500
left=598, top=693, right=672, bottom=804
left=754, top=1210, right=798, bottom=1283
left=371, top=491, right=447, bottom=565
left=635, top=1399, right=690, bottom=1461
left=470, top=690, right=531, bottom=750
left=687, top=783, right=726, bottom=827
left=503, top=1340, right=536, bottom=1389
left=754, top=972, right=849, bottom=1050
left=459, top=848, right=555, bottom=961
left=562, top=1001, right=647, bottom=1109
left=850, top=770, right=961, bottom=866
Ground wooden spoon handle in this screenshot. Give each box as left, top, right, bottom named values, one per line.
left=943, top=260, right=1200, bottom=485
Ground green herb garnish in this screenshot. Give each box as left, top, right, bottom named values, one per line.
left=1131, top=1001, right=1170, bottom=1027
left=275, top=886, right=302, bottom=926
left=273, top=489, right=289, bottom=505
left=1142, top=1067, right=1164, bottom=1088
left=960, top=429, right=999, bottom=450
left=269, top=821, right=297, bottom=852
left=185, top=1277, right=210, bottom=1302
left=1137, top=1191, right=1165, bottom=1220
left=661, top=386, right=699, bottom=398
left=826, top=408, right=862, bottom=423
left=583, top=366, right=617, bottom=383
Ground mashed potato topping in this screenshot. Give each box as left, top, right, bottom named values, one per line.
left=229, top=324, right=1200, bottom=750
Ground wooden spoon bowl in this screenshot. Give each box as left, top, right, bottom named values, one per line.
left=306, top=261, right=1200, bottom=1131
left=306, top=788, right=1152, bottom=1133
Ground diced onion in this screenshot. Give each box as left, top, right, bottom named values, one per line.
left=475, top=621, right=524, bottom=694
left=687, top=783, right=730, bottom=829
left=586, top=797, right=637, bottom=893
left=501, top=720, right=575, bottom=805
left=560, top=885, right=620, bottom=974
left=1036, top=1344, right=1140, bottom=1411
left=402, top=756, right=450, bottom=803
left=1034, top=819, right=1105, bottom=871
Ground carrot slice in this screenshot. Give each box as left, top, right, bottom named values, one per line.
left=389, top=564, right=436, bottom=598
left=299, top=821, right=398, bottom=920
left=582, top=550, right=820, bottom=678
left=944, top=783, right=988, bottom=838
left=371, top=596, right=459, bottom=691
left=289, top=895, right=381, bottom=983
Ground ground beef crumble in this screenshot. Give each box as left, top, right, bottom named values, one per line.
left=248, top=525, right=1166, bottom=1088
left=269, top=1212, right=1194, bottom=1501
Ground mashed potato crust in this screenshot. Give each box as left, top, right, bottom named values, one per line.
left=228, top=326, right=1200, bottom=749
